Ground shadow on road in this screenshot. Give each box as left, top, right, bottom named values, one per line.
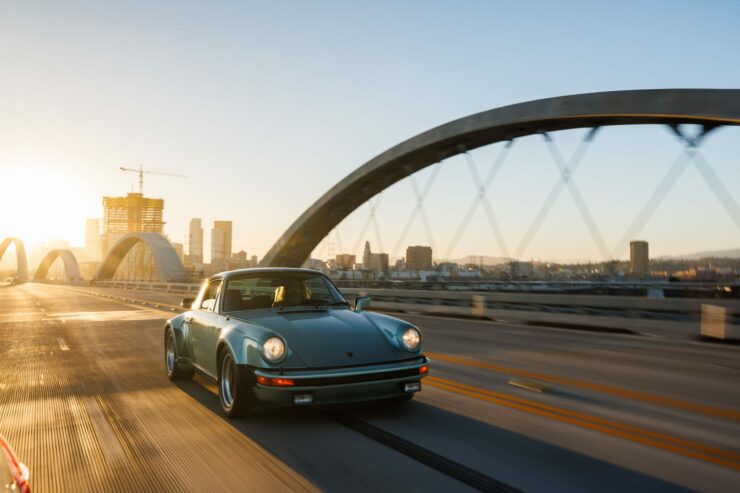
left=174, top=377, right=692, bottom=493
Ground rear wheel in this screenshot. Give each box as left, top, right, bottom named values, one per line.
left=219, top=349, right=252, bottom=418
left=165, top=328, right=194, bottom=381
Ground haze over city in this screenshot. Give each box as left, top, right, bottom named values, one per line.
left=2, top=1, right=740, bottom=264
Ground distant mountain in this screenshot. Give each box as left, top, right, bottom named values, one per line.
left=657, top=247, right=740, bottom=260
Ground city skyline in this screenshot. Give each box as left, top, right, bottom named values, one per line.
left=2, top=2, right=740, bottom=263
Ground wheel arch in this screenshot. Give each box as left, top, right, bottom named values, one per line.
left=165, top=319, right=193, bottom=362
left=218, top=332, right=264, bottom=372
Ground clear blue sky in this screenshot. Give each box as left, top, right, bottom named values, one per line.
left=1, top=1, right=739, bottom=262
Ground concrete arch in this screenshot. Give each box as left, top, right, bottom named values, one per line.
left=34, top=249, right=82, bottom=281
left=95, top=232, right=191, bottom=282
left=0, top=238, right=29, bottom=281
left=262, top=89, right=740, bottom=267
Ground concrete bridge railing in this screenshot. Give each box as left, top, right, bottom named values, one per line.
left=48, top=279, right=740, bottom=339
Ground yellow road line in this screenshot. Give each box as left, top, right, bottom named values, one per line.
left=429, top=352, right=740, bottom=421
left=427, top=376, right=740, bottom=471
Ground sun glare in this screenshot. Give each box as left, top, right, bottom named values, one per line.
left=0, top=166, right=96, bottom=247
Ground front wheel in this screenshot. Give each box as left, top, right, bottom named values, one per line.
left=165, top=328, right=194, bottom=381
left=219, top=349, right=252, bottom=418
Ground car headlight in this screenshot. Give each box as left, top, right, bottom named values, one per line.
left=262, top=336, right=286, bottom=362
left=400, top=327, right=421, bottom=351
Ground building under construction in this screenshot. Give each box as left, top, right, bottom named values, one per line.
left=102, top=192, right=165, bottom=281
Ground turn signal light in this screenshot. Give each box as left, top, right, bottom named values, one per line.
left=256, top=376, right=295, bottom=386
left=419, top=365, right=429, bottom=374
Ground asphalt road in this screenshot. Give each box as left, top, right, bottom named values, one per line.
left=1, top=283, right=739, bottom=492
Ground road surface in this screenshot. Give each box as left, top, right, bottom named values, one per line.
left=1, top=283, right=739, bottom=492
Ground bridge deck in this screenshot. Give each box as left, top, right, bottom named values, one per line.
left=1, top=283, right=739, bottom=492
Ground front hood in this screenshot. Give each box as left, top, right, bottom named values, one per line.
left=233, top=308, right=400, bottom=367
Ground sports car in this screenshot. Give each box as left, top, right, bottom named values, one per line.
left=164, top=268, right=429, bottom=417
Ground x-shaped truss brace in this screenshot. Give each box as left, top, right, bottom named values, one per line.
left=513, top=127, right=603, bottom=259
left=443, top=142, right=513, bottom=260
left=611, top=124, right=739, bottom=258
left=391, top=163, right=443, bottom=258
left=352, top=193, right=385, bottom=256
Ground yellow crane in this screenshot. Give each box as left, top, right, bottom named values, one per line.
left=119, top=164, right=186, bottom=194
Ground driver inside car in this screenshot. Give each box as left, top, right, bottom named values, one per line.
left=273, top=278, right=312, bottom=307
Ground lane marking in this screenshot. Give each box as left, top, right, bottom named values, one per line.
left=429, top=352, right=740, bottom=421
left=57, top=337, right=70, bottom=351
left=427, top=376, right=740, bottom=471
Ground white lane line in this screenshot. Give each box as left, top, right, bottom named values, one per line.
left=57, top=337, right=70, bottom=351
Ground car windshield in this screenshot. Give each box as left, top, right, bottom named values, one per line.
left=221, top=272, right=349, bottom=312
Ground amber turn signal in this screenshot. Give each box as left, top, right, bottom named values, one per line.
left=256, top=376, right=295, bottom=386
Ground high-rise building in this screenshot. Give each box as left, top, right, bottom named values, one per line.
left=335, top=254, right=356, bottom=270
left=630, top=240, right=649, bottom=277
left=102, top=193, right=164, bottom=253
left=211, top=221, right=233, bottom=264
left=362, top=241, right=389, bottom=274
left=101, top=193, right=164, bottom=281
left=188, top=218, right=203, bottom=264
left=84, top=218, right=101, bottom=260
left=406, top=245, right=433, bottom=271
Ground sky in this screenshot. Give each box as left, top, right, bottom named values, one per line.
left=1, top=0, right=739, bottom=263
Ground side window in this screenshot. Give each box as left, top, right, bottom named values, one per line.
left=200, top=279, right=222, bottom=312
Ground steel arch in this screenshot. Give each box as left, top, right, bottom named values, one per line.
left=261, top=89, right=740, bottom=267
left=34, top=249, right=82, bottom=281
left=0, top=238, right=29, bottom=281
left=95, top=232, right=191, bottom=282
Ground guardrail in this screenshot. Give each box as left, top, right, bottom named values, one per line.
left=74, top=279, right=740, bottom=323
left=94, top=280, right=202, bottom=294
left=42, top=279, right=740, bottom=339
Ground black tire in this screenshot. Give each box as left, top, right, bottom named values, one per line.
left=165, top=327, right=194, bottom=381
left=218, top=348, right=252, bottom=418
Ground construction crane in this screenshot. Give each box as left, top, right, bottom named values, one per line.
left=119, top=164, right=186, bottom=194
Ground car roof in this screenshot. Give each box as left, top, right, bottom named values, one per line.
left=210, top=267, right=324, bottom=281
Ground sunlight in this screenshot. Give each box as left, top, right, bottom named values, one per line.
left=0, top=166, right=97, bottom=247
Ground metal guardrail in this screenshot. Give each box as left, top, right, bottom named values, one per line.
left=76, top=280, right=740, bottom=323
left=340, top=288, right=740, bottom=323
left=37, top=279, right=740, bottom=339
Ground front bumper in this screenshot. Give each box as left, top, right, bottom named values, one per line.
left=250, top=356, right=430, bottom=407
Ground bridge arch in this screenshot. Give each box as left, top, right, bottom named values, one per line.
left=0, top=238, right=29, bottom=281
left=95, top=232, right=191, bottom=283
left=261, top=89, right=740, bottom=267
left=34, top=249, right=82, bottom=281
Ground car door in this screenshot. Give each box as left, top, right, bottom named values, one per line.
left=191, top=278, right=223, bottom=377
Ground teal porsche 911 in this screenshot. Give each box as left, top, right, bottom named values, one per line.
left=164, top=268, right=430, bottom=417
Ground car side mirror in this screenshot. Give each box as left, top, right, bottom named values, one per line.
left=354, top=296, right=371, bottom=312
left=181, top=297, right=195, bottom=308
